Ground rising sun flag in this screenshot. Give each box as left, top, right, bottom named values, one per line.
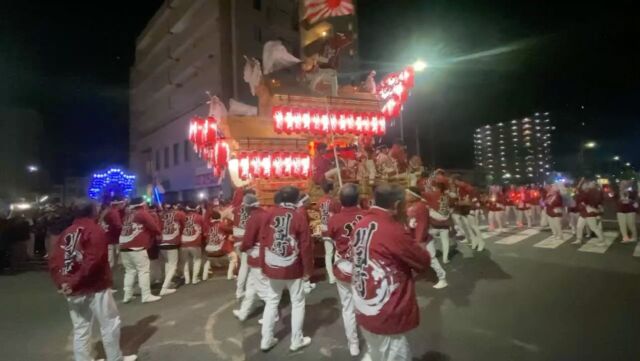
left=303, top=0, right=355, bottom=24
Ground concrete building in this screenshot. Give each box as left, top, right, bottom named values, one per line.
left=129, top=0, right=299, bottom=202
left=474, top=112, right=554, bottom=184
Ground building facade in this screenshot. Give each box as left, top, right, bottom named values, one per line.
left=129, top=0, right=299, bottom=202
left=474, top=112, right=553, bottom=184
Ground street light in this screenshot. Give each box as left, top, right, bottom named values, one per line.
left=579, top=141, right=597, bottom=175
left=613, top=155, right=620, bottom=161
left=27, top=165, right=39, bottom=172
left=406, top=59, right=428, bottom=162
left=625, top=162, right=631, bottom=167
left=412, top=59, right=428, bottom=72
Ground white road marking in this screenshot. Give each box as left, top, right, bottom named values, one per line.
left=633, top=242, right=640, bottom=257
left=495, top=229, right=541, bottom=245
left=534, top=231, right=574, bottom=249
left=204, top=299, right=244, bottom=361
left=578, top=231, right=618, bottom=254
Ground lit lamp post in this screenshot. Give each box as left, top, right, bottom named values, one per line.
left=26, top=164, right=40, bottom=203
left=408, top=59, right=427, bottom=158
left=579, top=141, right=597, bottom=175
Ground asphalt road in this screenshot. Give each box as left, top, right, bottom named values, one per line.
left=1, top=226, right=639, bottom=361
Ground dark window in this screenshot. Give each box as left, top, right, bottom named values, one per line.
left=253, top=0, right=261, bottom=11
left=173, top=143, right=179, bottom=166
left=253, top=26, right=262, bottom=42
left=164, top=147, right=169, bottom=169
left=184, top=140, right=191, bottom=162
left=155, top=150, right=160, bottom=171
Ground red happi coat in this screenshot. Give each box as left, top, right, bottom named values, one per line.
left=325, top=206, right=366, bottom=283
left=99, top=206, right=122, bottom=245
left=49, top=217, right=112, bottom=295
left=181, top=212, right=207, bottom=248
left=423, top=189, right=452, bottom=228
left=617, top=191, right=638, bottom=213
left=516, top=189, right=531, bottom=210
left=505, top=188, right=517, bottom=206
left=204, top=218, right=233, bottom=257
left=406, top=200, right=430, bottom=244
left=240, top=207, right=268, bottom=268
left=575, top=189, right=603, bottom=217
left=452, top=181, right=474, bottom=216
left=259, top=204, right=313, bottom=280
left=527, top=188, right=542, bottom=206
left=486, top=193, right=506, bottom=212
left=160, top=209, right=186, bottom=246
left=232, top=205, right=250, bottom=242
left=544, top=193, right=564, bottom=217
left=317, top=194, right=342, bottom=233
left=351, top=207, right=431, bottom=335
left=119, top=206, right=161, bottom=249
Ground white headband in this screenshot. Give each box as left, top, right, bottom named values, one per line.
left=405, top=189, right=426, bottom=202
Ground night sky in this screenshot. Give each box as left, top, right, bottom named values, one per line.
left=1, top=0, right=638, bottom=181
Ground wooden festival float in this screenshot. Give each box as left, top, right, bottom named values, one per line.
left=188, top=41, right=419, bottom=214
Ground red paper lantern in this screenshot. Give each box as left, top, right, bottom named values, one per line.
left=271, top=106, right=387, bottom=136
left=377, top=66, right=415, bottom=119
left=235, top=151, right=311, bottom=180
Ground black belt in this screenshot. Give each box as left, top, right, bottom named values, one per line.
left=158, top=244, right=179, bottom=250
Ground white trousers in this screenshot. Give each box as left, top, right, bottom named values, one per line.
left=548, top=216, right=563, bottom=239
left=239, top=267, right=268, bottom=320
left=237, top=267, right=269, bottom=319
left=540, top=209, right=548, bottom=228
left=515, top=209, right=533, bottom=228
left=236, top=251, right=249, bottom=298
left=569, top=213, right=579, bottom=234
left=67, top=289, right=123, bottom=361
left=180, top=247, right=203, bottom=284
left=488, top=211, right=504, bottom=230
left=425, top=241, right=446, bottom=280
left=504, top=206, right=515, bottom=225
left=469, top=209, right=483, bottom=226
left=336, top=280, right=359, bottom=348
left=531, top=205, right=541, bottom=225
left=203, top=252, right=239, bottom=280
left=324, top=239, right=336, bottom=283
left=617, top=212, right=637, bottom=240
left=431, top=228, right=451, bottom=263
left=149, top=258, right=163, bottom=285
left=261, top=278, right=306, bottom=348
left=465, top=214, right=484, bottom=249
left=452, top=214, right=472, bottom=242
left=360, top=328, right=411, bottom=361
left=107, top=244, right=119, bottom=270
left=576, top=216, right=604, bottom=242
left=121, top=250, right=153, bottom=301
left=160, top=249, right=179, bottom=291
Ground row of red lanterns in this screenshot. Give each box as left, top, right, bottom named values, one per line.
left=377, top=66, right=415, bottom=119
left=188, top=116, right=229, bottom=176
left=235, top=151, right=311, bottom=180
left=188, top=116, right=218, bottom=155
left=272, top=106, right=387, bottom=136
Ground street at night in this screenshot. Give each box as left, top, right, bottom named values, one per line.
left=2, top=225, right=639, bottom=361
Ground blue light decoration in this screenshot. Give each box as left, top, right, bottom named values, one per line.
left=88, top=168, right=136, bottom=200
